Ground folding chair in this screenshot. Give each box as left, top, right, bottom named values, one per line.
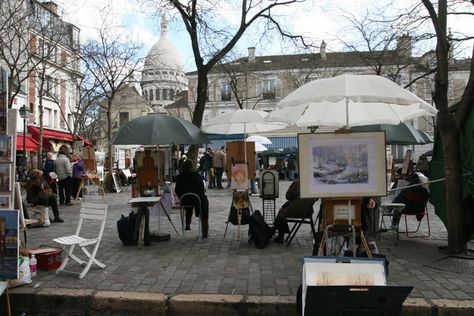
left=53, top=202, right=108, bottom=279
left=397, top=191, right=431, bottom=238
left=285, top=201, right=318, bottom=247
left=179, top=193, right=202, bottom=239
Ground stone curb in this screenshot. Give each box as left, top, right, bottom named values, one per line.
left=2, top=288, right=474, bottom=315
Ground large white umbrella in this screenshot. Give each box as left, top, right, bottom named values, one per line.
left=246, top=135, right=272, bottom=145
left=202, top=109, right=287, bottom=165
left=266, top=74, right=437, bottom=128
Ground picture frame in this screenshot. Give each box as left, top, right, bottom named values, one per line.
left=0, top=210, right=19, bottom=281
left=0, top=195, right=11, bottom=209
left=231, top=163, right=249, bottom=190
left=0, top=135, right=12, bottom=162
left=298, top=131, right=386, bottom=198
left=0, top=163, right=10, bottom=192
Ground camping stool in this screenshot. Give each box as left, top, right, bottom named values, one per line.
left=27, top=204, right=51, bottom=227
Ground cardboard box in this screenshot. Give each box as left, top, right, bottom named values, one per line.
left=30, top=247, right=62, bottom=270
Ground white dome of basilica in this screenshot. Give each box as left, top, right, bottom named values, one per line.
left=141, top=16, right=187, bottom=110
left=144, top=22, right=183, bottom=72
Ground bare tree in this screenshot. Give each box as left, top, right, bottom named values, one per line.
left=421, top=0, right=474, bottom=254
left=81, top=17, right=143, bottom=170
left=145, top=0, right=310, bottom=159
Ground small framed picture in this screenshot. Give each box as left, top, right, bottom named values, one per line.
left=0, top=134, right=12, bottom=162
left=0, top=163, right=11, bottom=192
left=0, top=194, right=11, bottom=208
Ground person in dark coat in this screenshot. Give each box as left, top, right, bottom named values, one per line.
left=25, top=169, right=63, bottom=223
left=273, top=180, right=318, bottom=243
left=175, top=159, right=210, bottom=238
left=42, top=151, right=57, bottom=195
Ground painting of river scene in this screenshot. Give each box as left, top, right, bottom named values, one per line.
left=298, top=132, right=387, bottom=198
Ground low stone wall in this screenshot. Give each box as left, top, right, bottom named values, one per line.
left=2, top=288, right=474, bottom=316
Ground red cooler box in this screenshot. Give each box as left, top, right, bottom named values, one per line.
left=30, top=247, right=63, bottom=270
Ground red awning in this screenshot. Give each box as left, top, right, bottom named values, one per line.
left=17, top=133, right=39, bottom=152
left=28, top=126, right=93, bottom=147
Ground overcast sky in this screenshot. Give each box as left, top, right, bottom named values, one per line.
left=54, top=0, right=473, bottom=72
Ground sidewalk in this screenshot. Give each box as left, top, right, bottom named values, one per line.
left=6, top=180, right=474, bottom=315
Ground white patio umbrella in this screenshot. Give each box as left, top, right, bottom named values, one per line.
left=266, top=74, right=438, bottom=128
left=246, top=135, right=272, bottom=145
left=202, top=109, right=287, bottom=165
left=255, top=142, right=268, bottom=152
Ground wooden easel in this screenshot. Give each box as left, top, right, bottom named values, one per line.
left=317, top=197, right=372, bottom=258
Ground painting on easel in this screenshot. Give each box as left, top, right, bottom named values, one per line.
left=298, top=132, right=386, bottom=198
left=0, top=210, right=19, bottom=281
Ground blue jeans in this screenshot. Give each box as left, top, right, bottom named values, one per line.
left=216, top=168, right=224, bottom=188
left=288, top=170, right=295, bottom=181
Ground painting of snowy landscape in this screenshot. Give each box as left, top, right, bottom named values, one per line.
left=298, top=132, right=387, bottom=198
left=312, top=144, right=368, bottom=185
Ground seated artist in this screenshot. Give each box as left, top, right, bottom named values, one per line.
left=175, top=160, right=210, bottom=238
left=25, top=169, right=63, bottom=223
left=273, top=180, right=318, bottom=243
left=391, top=172, right=430, bottom=228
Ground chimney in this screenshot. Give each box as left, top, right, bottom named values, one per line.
left=397, top=34, right=412, bottom=57
left=248, top=47, right=256, bottom=63
left=42, top=2, right=59, bottom=15
left=320, top=40, right=327, bottom=60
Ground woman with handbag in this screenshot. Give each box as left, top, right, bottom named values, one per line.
left=25, top=169, right=63, bottom=223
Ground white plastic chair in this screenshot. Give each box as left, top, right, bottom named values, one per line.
left=53, top=202, right=108, bottom=279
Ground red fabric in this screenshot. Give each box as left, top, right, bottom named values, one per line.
left=28, top=126, right=93, bottom=147
left=16, top=133, right=39, bottom=152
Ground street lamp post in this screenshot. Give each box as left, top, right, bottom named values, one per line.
left=19, top=105, right=30, bottom=181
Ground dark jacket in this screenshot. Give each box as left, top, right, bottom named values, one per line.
left=175, top=170, right=206, bottom=200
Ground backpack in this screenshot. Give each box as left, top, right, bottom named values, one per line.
left=117, top=211, right=138, bottom=246
left=248, top=210, right=272, bottom=249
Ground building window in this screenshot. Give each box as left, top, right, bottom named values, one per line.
left=221, top=82, right=231, bottom=101
left=144, top=90, right=148, bottom=100
left=45, top=76, right=53, bottom=97
left=163, top=89, right=168, bottom=100
left=169, top=89, right=175, bottom=101
left=149, top=89, right=154, bottom=101
left=262, top=79, right=276, bottom=99
left=156, top=88, right=160, bottom=100
left=119, top=112, right=129, bottom=126
left=44, top=108, right=51, bottom=126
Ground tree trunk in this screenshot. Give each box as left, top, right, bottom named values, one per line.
left=37, top=92, right=44, bottom=169
left=188, top=68, right=209, bottom=162
left=437, top=112, right=467, bottom=253
left=107, top=98, right=113, bottom=172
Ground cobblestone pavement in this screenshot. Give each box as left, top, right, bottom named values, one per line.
left=24, top=180, right=474, bottom=300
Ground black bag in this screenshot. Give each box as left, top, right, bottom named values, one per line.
left=248, top=210, right=272, bottom=249
left=227, top=207, right=250, bottom=225
left=117, top=211, right=138, bottom=246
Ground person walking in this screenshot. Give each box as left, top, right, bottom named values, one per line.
left=212, top=146, right=226, bottom=189
left=54, top=148, right=73, bottom=206
left=71, top=153, right=84, bottom=199
left=199, top=148, right=213, bottom=184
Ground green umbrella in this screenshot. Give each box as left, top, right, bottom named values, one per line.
left=112, top=114, right=209, bottom=145
left=350, top=122, right=425, bottom=145
left=260, top=148, right=284, bottom=157
left=281, top=146, right=298, bottom=155
left=417, top=129, right=434, bottom=144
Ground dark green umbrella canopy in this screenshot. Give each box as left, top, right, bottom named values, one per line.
left=260, top=148, right=284, bottom=157
left=281, top=146, right=298, bottom=155
left=112, top=114, right=209, bottom=145
left=350, top=122, right=425, bottom=145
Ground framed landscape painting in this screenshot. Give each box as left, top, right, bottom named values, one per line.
left=298, top=131, right=386, bottom=198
